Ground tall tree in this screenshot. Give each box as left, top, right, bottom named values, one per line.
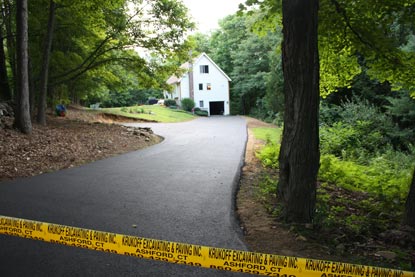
left=0, top=12, right=11, bottom=100
left=36, top=0, right=56, bottom=125
left=243, top=0, right=415, bottom=224
left=4, top=0, right=15, bottom=94
left=14, top=0, right=31, bottom=134
left=277, top=0, right=320, bottom=223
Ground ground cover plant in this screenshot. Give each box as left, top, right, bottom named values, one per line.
left=252, top=100, right=415, bottom=269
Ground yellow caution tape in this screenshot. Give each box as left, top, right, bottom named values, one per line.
left=0, top=215, right=413, bottom=277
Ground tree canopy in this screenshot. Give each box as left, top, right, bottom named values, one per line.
left=0, top=0, right=194, bottom=110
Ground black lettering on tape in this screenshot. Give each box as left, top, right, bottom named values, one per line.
left=1, top=215, right=415, bottom=277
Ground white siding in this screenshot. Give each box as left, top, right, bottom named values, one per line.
left=180, top=75, right=190, bottom=99
left=192, top=55, right=230, bottom=115
left=168, top=53, right=231, bottom=116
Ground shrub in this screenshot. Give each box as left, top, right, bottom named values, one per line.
left=320, top=98, right=401, bottom=161
left=181, top=98, right=195, bottom=112
left=164, top=99, right=177, bottom=107
left=195, top=110, right=208, bottom=117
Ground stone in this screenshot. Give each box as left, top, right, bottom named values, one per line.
left=375, top=251, right=397, bottom=261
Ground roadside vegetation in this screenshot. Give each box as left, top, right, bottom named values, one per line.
left=253, top=97, right=415, bottom=269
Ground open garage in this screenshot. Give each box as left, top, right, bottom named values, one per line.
left=209, top=101, right=225, bottom=116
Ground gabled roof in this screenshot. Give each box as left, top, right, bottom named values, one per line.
left=166, top=52, right=231, bottom=85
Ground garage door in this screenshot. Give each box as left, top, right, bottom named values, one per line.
left=209, top=101, right=225, bottom=115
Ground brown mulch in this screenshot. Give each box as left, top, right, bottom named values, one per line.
left=0, top=109, right=161, bottom=182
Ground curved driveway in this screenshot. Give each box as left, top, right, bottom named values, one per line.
left=0, top=116, right=250, bottom=276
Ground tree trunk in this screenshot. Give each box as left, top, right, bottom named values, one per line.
left=278, top=0, right=320, bottom=223
left=403, top=168, right=415, bottom=227
left=36, top=0, right=56, bottom=125
left=0, top=23, right=12, bottom=100
left=14, top=0, right=31, bottom=134
left=28, top=55, right=35, bottom=115
left=4, top=0, right=16, bottom=95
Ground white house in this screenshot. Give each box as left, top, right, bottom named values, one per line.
left=165, top=53, right=231, bottom=116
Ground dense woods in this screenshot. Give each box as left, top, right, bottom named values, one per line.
left=1, top=0, right=415, bottom=266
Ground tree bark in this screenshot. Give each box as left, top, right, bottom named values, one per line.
left=4, top=0, right=16, bottom=94
left=36, top=0, right=56, bottom=125
left=403, top=168, right=415, bottom=227
left=278, top=0, right=320, bottom=223
left=14, top=0, right=32, bottom=134
left=0, top=22, right=11, bottom=100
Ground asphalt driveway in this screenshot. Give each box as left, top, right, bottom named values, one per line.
left=0, top=116, right=249, bottom=276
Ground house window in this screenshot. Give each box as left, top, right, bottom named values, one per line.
left=199, top=83, right=203, bottom=90
left=200, top=65, right=209, bottom=74
left=200, top=101, right=204, bottom=108
left=207, top=83, right=212, bottom=90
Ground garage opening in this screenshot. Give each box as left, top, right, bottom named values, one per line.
left=209, top=101, right=225, bottom=116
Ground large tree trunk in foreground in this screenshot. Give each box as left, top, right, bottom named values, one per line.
left=404, top=168, right=415, bottom=227
left=14, top=0, right=32, bottom=134
left=278, top=0, right=320, bottom=223
left=37, top=0, right=56, bottom=125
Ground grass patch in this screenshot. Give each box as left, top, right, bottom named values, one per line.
left=101, top=105, right=195, bottom=123
left=252, top=127, right=282, bottom=143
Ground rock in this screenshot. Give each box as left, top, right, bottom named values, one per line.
left=296, top=235, right=307, bottom=242
left=375, top=250, right=397, bottom=261
left=305, top=223, right=314, bottom=230
left=0, top=102, right=14, bottom=118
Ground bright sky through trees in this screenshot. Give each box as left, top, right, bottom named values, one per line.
left=181, top=0, right=244, bottom=32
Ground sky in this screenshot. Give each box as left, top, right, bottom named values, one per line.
left=181, top=0, right=245, bottom=33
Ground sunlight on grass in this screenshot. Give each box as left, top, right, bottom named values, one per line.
left=252, top=127, right=282, bottom=143
left=101, top=105, right=195, bottom=123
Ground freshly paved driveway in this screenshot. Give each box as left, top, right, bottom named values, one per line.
left=0, top=116, right=249, bottom=276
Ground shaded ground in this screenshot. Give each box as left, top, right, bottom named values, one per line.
left=236, top=117, right=415, bottom=271
left=0, top=107, right=161, bottom=181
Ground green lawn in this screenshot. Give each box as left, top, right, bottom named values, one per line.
left=252, top=127, right=282, bottom=143
left=101, top=105, right=195, bottom=123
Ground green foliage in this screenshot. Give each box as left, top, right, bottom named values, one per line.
left=164, top=99, right=177, bottom=107
left=385, top=91, right=415, bottom=144
left=254, top=128, right=282, bottom=170
left=243, top=0, right=415, bottom=97
left=320, top=98, right=404, bottom=160
left=180, top=98, right=195, bottom=112
left=257, top=143, right=280, bottom=169
left=23, top=0, right=194, bottom=109
left=208, top=11, right=282, bottom=116
left=195, top=110, right=208, bottom=117
left=319, top=154, right=414, bottom=201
